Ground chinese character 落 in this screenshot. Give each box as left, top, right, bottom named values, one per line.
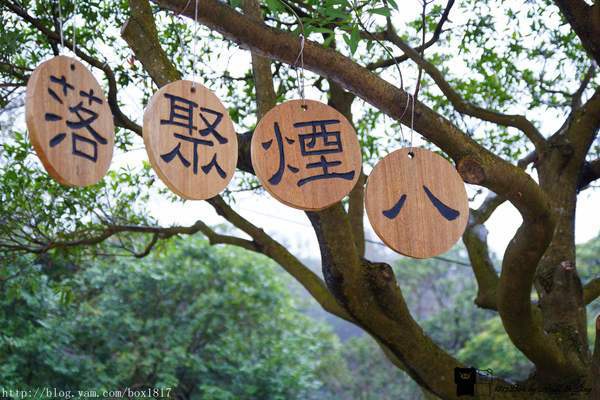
left=45, top=75, right=108, bottom=162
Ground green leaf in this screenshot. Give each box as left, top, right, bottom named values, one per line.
left=263, top=0, right=284, bottom=12
left=347, top=25, right=360, bottom=55
left=368, top=7, right=391, bottom=17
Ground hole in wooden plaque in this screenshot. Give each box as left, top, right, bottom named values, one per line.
left=70, top=63, right=75, bottom=71
left=408, top=151, right=415, bottom=159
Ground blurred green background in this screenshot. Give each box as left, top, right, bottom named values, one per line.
left=1, top=235, right=598, bottom=399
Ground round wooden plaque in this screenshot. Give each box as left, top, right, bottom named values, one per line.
left=25, top=55, right=115, bottom=187
left=251, top=100, right=362, bottom=210
left=143, top=80, right=238, bottom=200
left=365, top=148, right=469, bottom=259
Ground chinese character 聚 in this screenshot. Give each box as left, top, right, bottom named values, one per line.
left=159, top=93, right=228, bottom=177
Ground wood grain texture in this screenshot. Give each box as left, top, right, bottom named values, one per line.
left=25, top=55, right=114, bottom=187
left=365, top=147, right=469, bottom=259
left=143, top=80, right=237, bottom=200
left=251, top=99, right=361, bottom=210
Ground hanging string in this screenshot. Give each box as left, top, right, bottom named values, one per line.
left=191, top=0, right=199, bottom=88
left=350, top=0, right=424, bottom=154
left=72, top=0, right=78, bottom=54
left=408, top=0, right=428, bottom=157
left=351, top=0, right=411, bottom=146
left=409, top=92, right=415, bottom=155
left=397, top=93, right=411, bottom=147
left=57, top=0, right=65, bottom=50
left=277, top=0, right=306, bottom=108
left=173, top=0, right=199, bottom=88
left=351, top=0, right=403, bottom=90
left=293, top=34, right=306, bottom=107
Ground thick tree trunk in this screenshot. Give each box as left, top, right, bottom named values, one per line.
left=532, top=112, right=597, bottom=385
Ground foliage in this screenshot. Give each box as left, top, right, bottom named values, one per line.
left=0, top=239, right=337, bottom=399
left=393, top=248, right=529, bottom=381
left=577, top=235, right=600, bottom=345
left=317, top=336, right=422, bottom=400
left=393, top=248, right=496, bottom=353
left=457, top=317, right=532, bottom=381
left=0, top=131, right=155, bottom=258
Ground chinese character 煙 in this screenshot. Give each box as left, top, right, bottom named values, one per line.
left=261, top=119, right=355, bottom=187
left=45, top=75, right=108, bottom=162
left=158, top=93, right=228, bottom=178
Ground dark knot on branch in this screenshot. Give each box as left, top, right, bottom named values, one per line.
left=457, top=156, right=486, bottom=184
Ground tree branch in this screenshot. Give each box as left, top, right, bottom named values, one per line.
left=578, top=158, right=600, bottom=192
left=365, top=0, right=455, bottom=70
left=242, top=0, right=277, bottom=119
left=348, top=172, right=366, bottom=257
left=517, top=150, right=538, bottom=169
left=206, top=196, right=352, bottom=321
left=497, top=217, right=588, bottom=380
left=571, top=65, right=595, bottom=110
left=326, top=78, right=363, bottom=256
left=592, top=316, right=600, bottom=399
left=463, top=192, right=503, bottom=310
left=553, top=0, right=600, bottom=65
left=538, top=65, right=595, bottom=111
left=566, top=88, right=600, bottom=162
left=461, top=149, right=541, bottom=311
left=122, top=0, right=183, bottom=86
left=382, top=22, right=547, bottom=150
left=4, top=0, right=142, bottom=136
left=584, top=278, right=600, bottom=306
left=1, top=220, right=258, bottom=254
left=133, top=232, right=159, bottom=258
left=307, top=205, right=514, bottom=398
left=471, top=191, right=505, bottom=225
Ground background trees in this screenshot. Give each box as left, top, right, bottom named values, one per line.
left=1, top=234, right=597, bottom=399
left=0, top=0, right=599, bottom=399
left=0, top=239, right=336, bottom=399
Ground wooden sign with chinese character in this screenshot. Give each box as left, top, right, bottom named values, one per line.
left=365, top=148, right=469, bottom=259
left=143, top=80, right=238, bottom=200
left=251, top=100, right=362, bottom=210
left=26, top=56, right=115, bottom=186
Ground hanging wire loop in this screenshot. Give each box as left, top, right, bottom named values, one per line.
left=191, top=0, right=199, bottom=88
left=72, top=0, right=78, bottom=54
left=275, top=0, right=306, bottom=108
left=57, top=0, right=65, bottom=51
left=292, top=33, right=306, bottom=107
